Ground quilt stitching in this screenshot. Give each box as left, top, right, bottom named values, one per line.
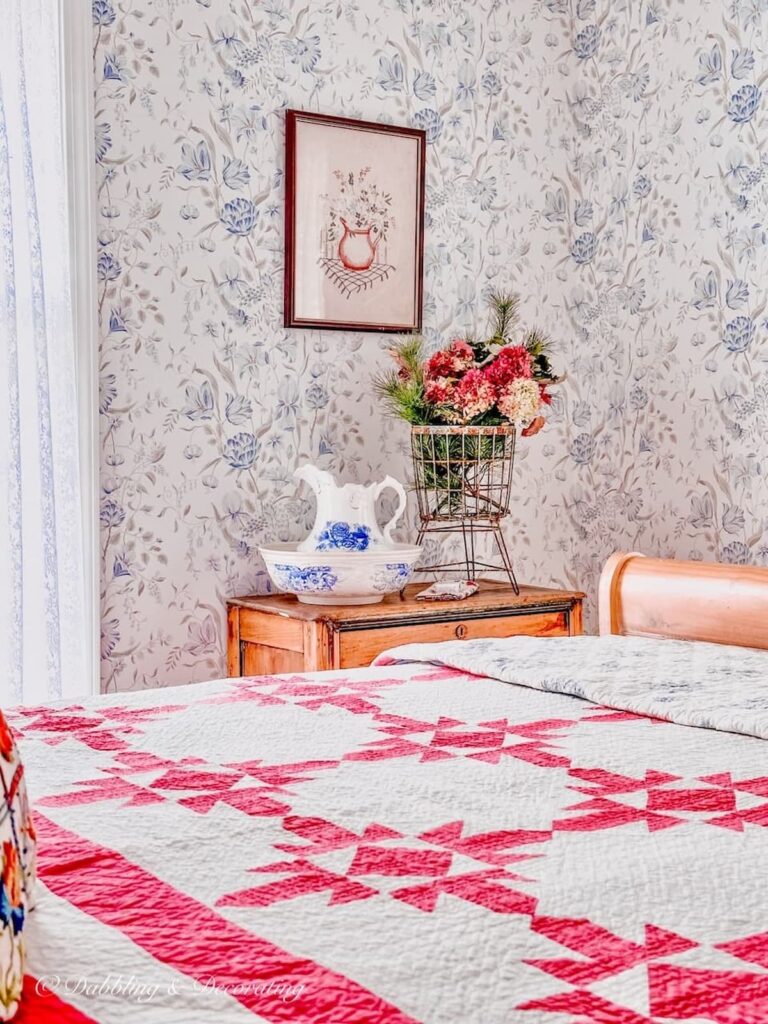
left=13, top=659, right=768, bottom=1023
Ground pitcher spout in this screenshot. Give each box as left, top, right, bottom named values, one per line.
left=294, top=464, right=335, bottom=497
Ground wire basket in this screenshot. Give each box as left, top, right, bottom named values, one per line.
left=411, top=425, right=516, bottom=522
left=410, top=425, right=519, bottom=592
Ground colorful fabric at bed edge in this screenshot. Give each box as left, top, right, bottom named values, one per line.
left=0, top=710, right=36, bottom=1020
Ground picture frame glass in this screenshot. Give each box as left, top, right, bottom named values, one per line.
left=287, top=114, right=424, bottom=332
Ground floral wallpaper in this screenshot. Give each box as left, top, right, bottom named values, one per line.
left=535, top=0, right=768, bottom=592
left=94, top=0, right=768, bottom=691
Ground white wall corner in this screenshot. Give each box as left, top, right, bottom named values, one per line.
left=60, top=0, right=100, bottom=695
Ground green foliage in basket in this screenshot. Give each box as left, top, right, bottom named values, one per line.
left=411, top=428, right=516, bottom=518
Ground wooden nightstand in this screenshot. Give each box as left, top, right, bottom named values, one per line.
left=226, top=581, right=584, bottom=676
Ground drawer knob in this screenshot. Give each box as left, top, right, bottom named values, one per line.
left=455, top=624, right=468, bottom=639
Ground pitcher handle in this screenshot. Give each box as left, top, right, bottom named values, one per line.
left=375, top=476, right=408, bottom=545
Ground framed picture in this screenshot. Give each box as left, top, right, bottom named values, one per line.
left=284, top=109, right=426, bottom=333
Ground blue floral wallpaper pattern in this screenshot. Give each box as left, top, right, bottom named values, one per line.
left=95, top=0, right=768, bottom=690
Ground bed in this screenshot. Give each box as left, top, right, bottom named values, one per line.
left=9, top=553, right=768, bottom=1023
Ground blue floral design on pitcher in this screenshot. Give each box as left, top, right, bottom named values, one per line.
left=315, top=521, right=371, bottom=552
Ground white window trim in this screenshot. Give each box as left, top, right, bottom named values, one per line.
left=60, top=0, right=100, bottom=696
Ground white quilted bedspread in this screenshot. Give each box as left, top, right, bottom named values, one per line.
left=8, top=634, right=768, bottom=1024
left=377, top=633, right=768, bottom=739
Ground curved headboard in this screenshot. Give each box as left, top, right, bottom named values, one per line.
left=598, top=552, right=768, bottom=651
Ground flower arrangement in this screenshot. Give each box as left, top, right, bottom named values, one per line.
left=373, top=292, right=558, bottom=437
left=373, top=293, right=561, bottom=560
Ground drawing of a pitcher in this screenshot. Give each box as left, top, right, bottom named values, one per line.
left=338, top=218, right=380, bottom=271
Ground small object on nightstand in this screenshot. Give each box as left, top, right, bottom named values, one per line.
left=226, top=580, right=584, bottom=677
left=415, top=581, right=479, bottom=601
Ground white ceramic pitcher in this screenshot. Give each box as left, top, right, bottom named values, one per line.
left=295, top=465, right=407, bottom=553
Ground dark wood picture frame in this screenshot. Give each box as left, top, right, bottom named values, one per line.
left=284, top=109, right=426, bottom=333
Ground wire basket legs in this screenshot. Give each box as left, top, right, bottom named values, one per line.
left=410, top=426, right=519, bottom=593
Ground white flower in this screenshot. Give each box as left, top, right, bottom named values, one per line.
left=497, top=379, right=541, bottom=424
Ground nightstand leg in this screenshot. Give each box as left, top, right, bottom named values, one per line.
left=227, top=607, right=242, bottom=677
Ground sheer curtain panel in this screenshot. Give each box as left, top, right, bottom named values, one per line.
left=0, top=0, right=97, bottom=703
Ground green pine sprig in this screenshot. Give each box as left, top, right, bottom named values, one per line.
left=487, top=290, right=519, bottom=343
left=372, top=335, right=432, bottom=424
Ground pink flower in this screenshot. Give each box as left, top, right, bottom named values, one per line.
left=449, top=338, right=475, bottom=367
left=426, top=339, right=475, bottom=379
left=453, top=369, right=497, bottom=420
left=484, top=345, right=533, bottom=388
left=424, top=376, right=456, bottom=405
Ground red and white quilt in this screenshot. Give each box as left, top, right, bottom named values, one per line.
left=8, top=634, right=768, bottom=1023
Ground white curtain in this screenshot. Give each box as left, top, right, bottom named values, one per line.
left=0, top=0, right=96, bottom=703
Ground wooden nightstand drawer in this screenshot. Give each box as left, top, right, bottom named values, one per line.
left=227, top=582, right=584, bottom=677
left=337, top=610, right=569, bottom=669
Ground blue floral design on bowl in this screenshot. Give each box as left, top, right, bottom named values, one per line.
left=372, top=563, right=414, bottom=592
left=274, top=564, right=338, bottom=593
left=315, top=521, right=371, bottom=552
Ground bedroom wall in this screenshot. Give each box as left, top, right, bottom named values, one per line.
left=531, top=0, right=768, bottom=588
left=95, top=0, right=768, bottom=691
